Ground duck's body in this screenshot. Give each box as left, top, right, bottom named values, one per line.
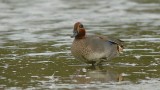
left=71, top=22, right=124, bottom=65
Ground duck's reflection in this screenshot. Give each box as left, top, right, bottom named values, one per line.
left=70, top=66, right=123, bottom=84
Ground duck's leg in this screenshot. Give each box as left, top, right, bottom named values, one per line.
left=95, top=60, right=103, bottom=66
left=91, top=61, right=96, bottom=66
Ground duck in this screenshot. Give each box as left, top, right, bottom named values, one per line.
left=71, top=22, right=124, bottom=66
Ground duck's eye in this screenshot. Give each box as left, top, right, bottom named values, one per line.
left=79, top=24, right=83, bottom=28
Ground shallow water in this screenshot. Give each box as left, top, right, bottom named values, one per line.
left=0, top=0, right=160, bottom=90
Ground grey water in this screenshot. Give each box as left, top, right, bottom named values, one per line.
left=0, top=0, right=160, bottom=90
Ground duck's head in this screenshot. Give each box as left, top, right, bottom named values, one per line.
left=71, top=22, right=86, bottom=39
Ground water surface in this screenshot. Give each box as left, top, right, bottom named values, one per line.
left=0, top=0, right=160, bottom=90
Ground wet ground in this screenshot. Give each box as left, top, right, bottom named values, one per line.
left=0, top=0, right=160, bottom=90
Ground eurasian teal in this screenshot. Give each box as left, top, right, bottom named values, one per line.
left=71, top=22, right=124, bottom=65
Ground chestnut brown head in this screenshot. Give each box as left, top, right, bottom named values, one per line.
left=71, top=22, right=86, bottom=39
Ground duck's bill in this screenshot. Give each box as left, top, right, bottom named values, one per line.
left=70, top=30, right=78, bottom=38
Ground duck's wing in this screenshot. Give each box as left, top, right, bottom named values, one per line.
left=96, top=35, right=124, bottom=53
